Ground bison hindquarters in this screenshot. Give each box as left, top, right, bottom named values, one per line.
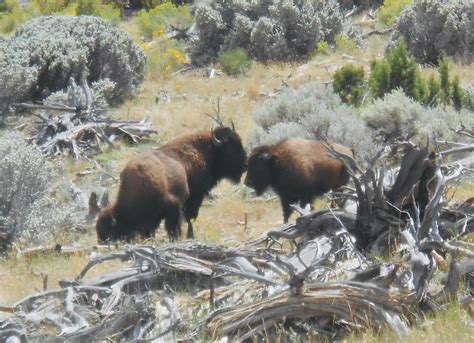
left=96, top=152, right=189, bottom=243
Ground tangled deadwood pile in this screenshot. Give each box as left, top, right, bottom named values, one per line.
left=0, top=144, right=473, bottom=341
left=12, top=74, right=157, bottom=159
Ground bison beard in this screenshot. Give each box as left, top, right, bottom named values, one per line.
left=96, top=126, right=247, bottom=243
left=245, top=138, right=353, bottom=223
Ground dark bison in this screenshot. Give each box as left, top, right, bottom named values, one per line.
left=244, top=138, right=353, bottom=223
left=96, top=126, right=247, bottom=242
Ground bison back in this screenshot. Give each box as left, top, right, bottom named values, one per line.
left=272, top=139, right=351, bottom=197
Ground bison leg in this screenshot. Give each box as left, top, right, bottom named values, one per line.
left=164, top=200, right=183, bottom=241
left=280, top=197, right=293, bottom=224
left=186, top=219, right=194, bottom=240
left=184, top=194, right=205, bottom=239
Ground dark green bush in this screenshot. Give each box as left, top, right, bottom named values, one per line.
left=369, top=40, right=425, bottom=102
left=368, top=59, right=391, bottom=99
left=451, top=75, right=464, bottom=112
left=218, top=48, right=252, bottom=76
left=438, top=56, right=451, bottom=105
left=332, top=64, right=365, bottom=107
left=426, top=74, right=441, bottom=107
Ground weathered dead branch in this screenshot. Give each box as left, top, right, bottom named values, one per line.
left=13, top=73, right=157, bottom=159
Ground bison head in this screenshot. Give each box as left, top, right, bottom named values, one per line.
left=96, top=207, right=119, bottom=243
left=212, top=126, right=248, bottom=183
left=244, top=145, right=274, bottom=195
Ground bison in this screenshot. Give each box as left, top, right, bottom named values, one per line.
left=244, top=138, right=353, bottom=223
left=96, top=126, right=247, bottom=243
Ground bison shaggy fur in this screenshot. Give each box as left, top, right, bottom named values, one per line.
left=96, top=126, right=247, bottom=243
left=244, top=138, right=352, bottom=223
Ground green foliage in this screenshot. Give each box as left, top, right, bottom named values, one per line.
left=334, top=34, right=358, bottom=53
left=332, top=64, right=365, bottom=107
left=438, top=56, right=451, bottom=105
left=368, top=43, right=465, bottom=109
left=192, top=0, right=343, bottom=64
left=0, top=0, right=34, bottom=33
left=369, top=40, right=425, bottom=102
left=0, top=15, right=146, bottom=114
left=313, top=40, right=331, bottom=56
left=377, top=0, right=413, bottom=26
left=426, top=74, right=441, bottom=107
left=388, top=40, right=424, bottom=102
left=451, top=75, right=463, bottom=111
left=0, top=0, right=120, bottom=34
left=369, top=59, right=391, bottom=98
left=218, top=48, right=252, bottom=76
left=136, top=1, right=193, bottom=39
left=73, top=0, right=121, bottom=25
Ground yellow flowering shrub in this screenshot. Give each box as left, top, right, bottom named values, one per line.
left=136, top=1, right=193, bottom=39
left=146, top=39, right=189, bottom=79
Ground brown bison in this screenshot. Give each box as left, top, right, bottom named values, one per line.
left=244, top=138, right=353, bottom=223
left=96, top=126, right=247, bottom=242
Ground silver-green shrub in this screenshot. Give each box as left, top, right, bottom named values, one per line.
left=44, top=79, right=117, bottom=110
left=0, top=131, right=81, bottom=249
left=363, top=89, right=474, bottom=144
left=463, top=84, right=474, bottom=111
left=192, top=0, right=343, bottom=64
left=389, top=0, right=474, bottom=64
left=250, top=83, right=378, bottom=160
left=0, top=15, right=146, bottom=115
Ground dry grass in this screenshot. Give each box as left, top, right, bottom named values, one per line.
left=0, top=251, right=133, bottom=305
left=349, top=303, right=474, bottom=343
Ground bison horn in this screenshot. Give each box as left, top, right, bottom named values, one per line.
left=211, top=128, right=223, bottom=147
left=231, top=120, right=236, bottom=132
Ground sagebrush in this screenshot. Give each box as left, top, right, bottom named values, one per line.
left=0, top=131, right=81, bottom=250
left=363, top=89, right=474, bottom=145
left=250, top=83, right=378, bottom=160
left=0, top=15, right=146, bottom=116
left=389, top=0, right=474, bottom=64
left=192, top=0, right=343, bottom=64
